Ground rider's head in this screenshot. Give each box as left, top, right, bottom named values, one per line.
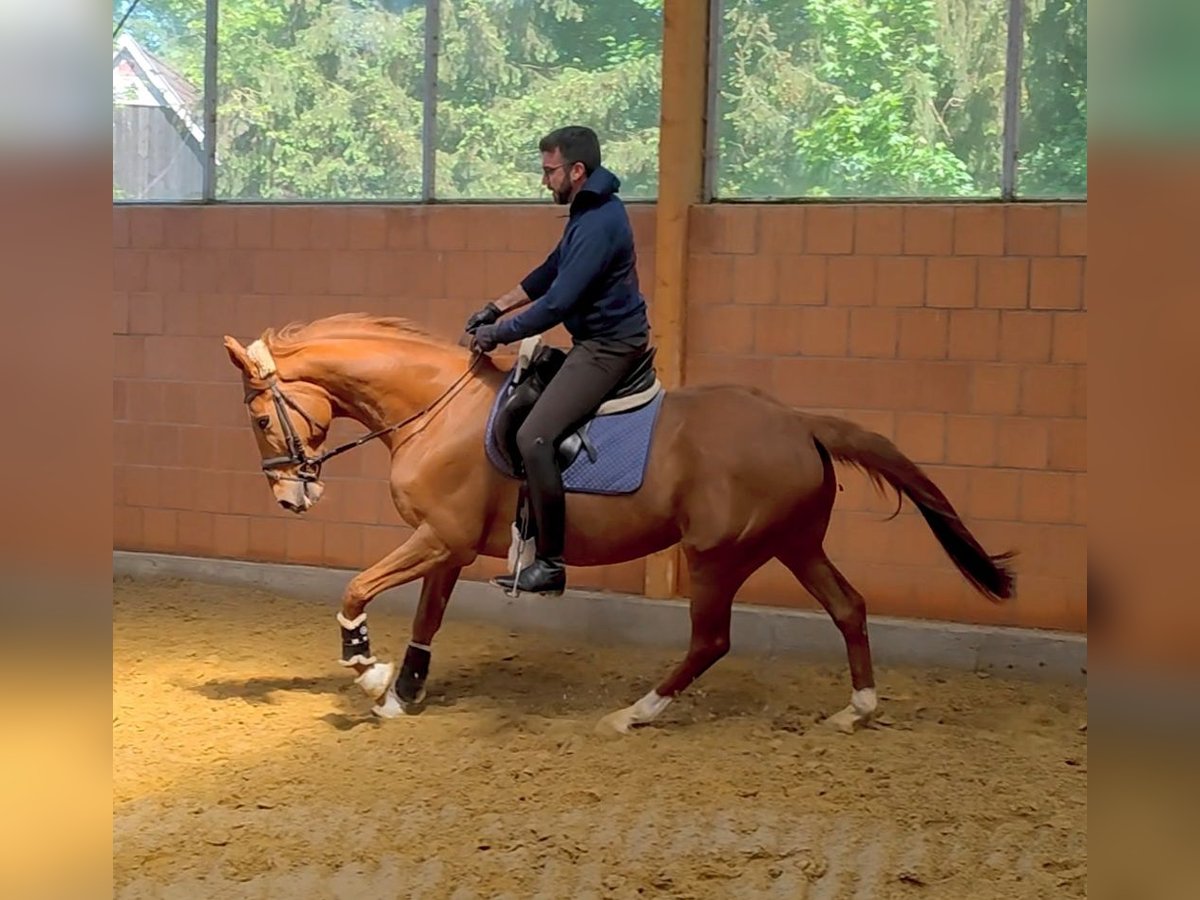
left=538, top=125, right=600, bottom=206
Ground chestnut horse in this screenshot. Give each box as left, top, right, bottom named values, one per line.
left=223, top=313, right=1015, bottom=734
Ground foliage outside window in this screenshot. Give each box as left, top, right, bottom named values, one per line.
left=111, top=0, right=1085, bottom=202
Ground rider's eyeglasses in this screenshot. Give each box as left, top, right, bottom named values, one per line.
left=542, top=164, right=566, bottom=178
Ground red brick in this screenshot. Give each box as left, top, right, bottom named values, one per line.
left=200, top=208, right=237, bottom=248
left=142, top=508, right=178, bottom=551
left=758, top=206, right=805, bottom=254
left=114, top=506, right=143, bottom=547
left=1006, top=205, right=1059, bottom=255
left=848, top=308, right=898, bottom=358
left=1019, top=471, right=1074, bottom=523
left=875, top=257, right=925, bottom=306
left=894, top=412, right=945, bottom=464
left=805, top=206, right=855, bottom=254
left=1059, top=205, right=1086, bottom=256
left=347, top=208, right=389, bottom=249
left=978, top=258, right=1029, bottom=309
left=687, top=355, right=773, bottom=390
left=289, top=250, right=331, bottom=296
left=1073, top=366, right=1087, bottom=417
left=970, top=365, right=1022, bottom=415
left=732, top=254, right=778, bottom=304
left=1073, top=473, right=1087, bottom=525
left=129, top=209, right=165, bottom=248
left=689, top=254, right=734, bottom=304
left=997, top=418, right=1050, bottom=468
left=798, top=308, right=850, bottom=356
left=897, top=309, right=948, bottom=359
left=1051, top=313, right=1086, bottom=363
left=945, top=416, right=998, bottom=466
left=127, top=293, right=164, bottom=335
left=947, top=310, right=1000, bottom=360
left=309, top=208, right=348, bottom=250
left=827, top=257, right=875, bottom=306
left=113, top=207, right=130, bottom=247
left=690, top=206, right=758, bottom=254
left=285, top=519, right=325, bottom=564
left=146, top=252, right=182, bottom=292
left=753, top=307, right=804, bottom=356
left=252, top=252, right=292, bottom=295
left=427, top=208, right=468, bottom=254
left=443, top=251, right=488, bottom=300
left=776, top=255, right=827, bottom=305
left=329, top=250, right=370, bottom=295
left=926, top=257, right=976, bottom=307
left=1048, top=418, right=1087, bottom=471
left=690, top=305, right=756, bottom=354
left=466, top=207, right=511, bottom=251
left=213, top=514, right=251, bottom=558
left=1030, top=258, right=1083, bottom=309
left=903, top=206, right=954, bottom=255
left=999, top=311, right=1052, bottom=362
left=164, top=209, right=201, bottom=248
left=954, top=206, right=1005, bottom=255
left=248, top=516, right=288, bottom=561
left=177, top=511, right=214, bottom=553
left=484, top=252, right=535, bottom=295
left=855, top=206, right=904, bottom=255
left=323, top=523, right=364, bottom=569
left=968, top=469, right=1020, bottom=521
left=113, top=250, right=146, bottom=292
left=913, top=362, right=971, bottom=412
left=272, top=208, right=311, bottom=248
left=1020, top=365, right=1076, bottom=416
left=235, top=208, right=273, bottom=248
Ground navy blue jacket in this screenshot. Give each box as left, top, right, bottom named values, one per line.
left=491, top=166, right=650, bottom=345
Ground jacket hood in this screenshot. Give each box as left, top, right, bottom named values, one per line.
left=572, top=166, right=621, bottom=210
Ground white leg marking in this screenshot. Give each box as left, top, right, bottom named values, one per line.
left=596, top=690, right=673, bottom=736
left=354, top=661, right=395, bottom=700
left=827, top=687, right=879, bottom=734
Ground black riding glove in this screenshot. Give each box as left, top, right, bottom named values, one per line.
left=470, top=323, right=502, bottom=353
left=465, top=302, right=501, bottom=333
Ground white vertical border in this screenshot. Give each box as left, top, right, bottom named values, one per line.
left=422, top=0, right=441, bottom=202
left=1001, top=0, right=1025, bottom=199
left=702, top=0, right=723, bottom=202
left=202, top=0, right=218, bottom=201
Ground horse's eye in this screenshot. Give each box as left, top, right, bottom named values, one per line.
left=256, top=416, right=270, bottom=430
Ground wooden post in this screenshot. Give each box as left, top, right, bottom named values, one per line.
left=645, top=0, right=711, bottom=599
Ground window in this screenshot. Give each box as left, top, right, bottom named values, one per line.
left=216, top=0, right=426, bottom=200
left=112, top=1, right=207, bottom=201
left=713, top=0, right=1010, bottom=199
left=1017, top=0, right=1086, bottom=198
left=435, top=0, right=663, bottom=200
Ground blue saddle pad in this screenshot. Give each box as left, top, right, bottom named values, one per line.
left=484, top=368, right=664, bottom=495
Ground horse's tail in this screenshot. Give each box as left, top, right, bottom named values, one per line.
left=805, top=414, right=1016, bottom=602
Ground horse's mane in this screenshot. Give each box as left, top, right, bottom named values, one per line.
left=262, top=313, right=443, bottom=354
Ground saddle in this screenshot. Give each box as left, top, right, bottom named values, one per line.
left=492, top=336, right=661, bottom=478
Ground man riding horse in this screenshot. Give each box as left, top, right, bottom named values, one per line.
left=464, top=125, right=652, bottom=596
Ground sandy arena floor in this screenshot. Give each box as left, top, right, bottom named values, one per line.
left=113, top=576, right=1086, bottom=899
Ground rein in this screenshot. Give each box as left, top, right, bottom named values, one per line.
left=251, top=350, right=484, bottom=483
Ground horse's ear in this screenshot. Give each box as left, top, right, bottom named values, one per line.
left=223, top=336, right=253, bottom=376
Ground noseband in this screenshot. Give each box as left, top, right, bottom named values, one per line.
left=247, top=351, right=483, bottom=483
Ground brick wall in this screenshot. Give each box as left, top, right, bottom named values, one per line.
left=113, top=201, right=1085, bottom=632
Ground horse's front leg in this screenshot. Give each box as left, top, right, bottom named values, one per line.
left=335, top=523, right=455, bottom=714
left=387, top=564, right=462, bottom=715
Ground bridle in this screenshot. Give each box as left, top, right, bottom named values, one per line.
left=248, top=350, right=484, bottom=484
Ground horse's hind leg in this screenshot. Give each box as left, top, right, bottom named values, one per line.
left=596, top=551, right=753, bottom=735
left=779, top=546, right=879, bottom=733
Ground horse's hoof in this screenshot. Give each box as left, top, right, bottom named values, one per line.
left=595, top=708, right=635, bottom=737
left=398, top=687, right=427, bottom=716
left=372, top=690, right=404, bottom=719
left=355, top=661, right=395, bottom=700
left=825, top=704, right=870, bottom=734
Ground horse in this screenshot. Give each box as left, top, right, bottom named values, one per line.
left=222, top=312, right=1015, bottom=734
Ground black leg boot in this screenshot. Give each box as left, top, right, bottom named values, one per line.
left=494, top=437, right=567, bottom=596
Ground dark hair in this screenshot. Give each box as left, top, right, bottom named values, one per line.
left=539, top=126, right=601, bottom=175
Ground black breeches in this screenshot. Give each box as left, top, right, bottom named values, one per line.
left=515, top=336, right=648, bottom=558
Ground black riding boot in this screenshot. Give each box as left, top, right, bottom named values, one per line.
left=495, top=437, right=566, bottom=596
